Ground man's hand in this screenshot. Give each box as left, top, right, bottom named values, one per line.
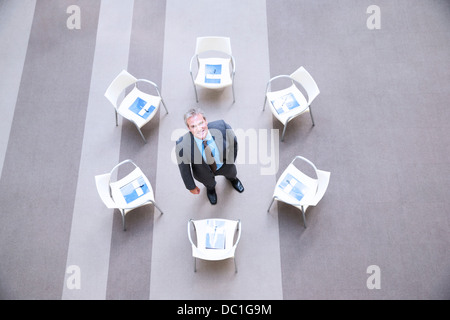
left=189, top=186, right=200, bottom=194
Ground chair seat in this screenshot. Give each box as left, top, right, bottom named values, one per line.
left=118, top=86, right=161, bottom=128
left=195, top=57, right=233, bottom=89
left=273, top=163, right=318, bottom=208
left=109, top=167, right=155, bottom=211
left=266, top=84, right=309, bottom=125
left=192, top=246, right=237, bottom=261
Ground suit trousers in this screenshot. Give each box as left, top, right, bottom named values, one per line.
left=194, top=163, right=237, bottom=191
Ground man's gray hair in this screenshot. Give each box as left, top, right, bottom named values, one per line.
left=184, top=107, right=206, bottom=127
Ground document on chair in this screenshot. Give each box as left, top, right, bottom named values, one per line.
left=278, top=173, right=307, bottom=201
left=205, top=220, right=226, bottom=249
left=204, top=64, right=222, bottom=84
left=129, top=97, right=155, bottom=120
left=120, top=176, right=150, bottom=204
left=272, top=93, right=300, bottom=115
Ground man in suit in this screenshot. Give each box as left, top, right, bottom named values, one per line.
left=176, top=108, right=244, bottom=204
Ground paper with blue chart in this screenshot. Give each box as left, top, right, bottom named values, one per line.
left=272, top=92, right=300, bottom=115
left=205, top=64, right=222, bottom=83
left=278, top=173, right=307, bottom=202
left=129, top=97, right=155, bottom=119
left=205, top=220, right=226, bottom=249
left=120, top=176, right=149, bottom=204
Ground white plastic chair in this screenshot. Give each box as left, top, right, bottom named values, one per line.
left=104, top=70, right=168, bottom=142
left=190, top=36, right=236, bottom=103
left=267, top=156, right=330, bottom=228
left=263, top=66, right=320, bottom=141
left=95, top=159, right=163, bottom=231
left=187, top=218, right=241, bottom=272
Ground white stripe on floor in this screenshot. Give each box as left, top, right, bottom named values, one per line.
left=0, top=0, right=36, bottom=178
left=61, top=0, right=134, bottom=299
left=149, top=0, right=283, bottom=299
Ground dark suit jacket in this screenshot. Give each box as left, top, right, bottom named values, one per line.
left=176, top=120, right=238, bottom=190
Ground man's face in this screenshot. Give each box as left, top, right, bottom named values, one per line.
left=187, top=114, right=208, bottom=140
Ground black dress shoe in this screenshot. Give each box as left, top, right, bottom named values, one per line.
left=206, top=188, right=217, bottom=205
left=230, top=178, right=244, bottom=193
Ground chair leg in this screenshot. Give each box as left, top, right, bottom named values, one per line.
left=234, top=258, right=238, bottom=273
left=151, top=201, right=164, bottom=215
left=262, top=96, right=267, bottom=111
left=309, top=106, right=315, bottom=126
left=121, top=210, right=126, bottom=231
left=193, top=84, right=199, bottom=103
left=136, top=126, right=146, bottom=143
left=161, top=98, right=169, bottom=114
left=267, top=197, right=275, bottom=212
left=194, top=258, right=197, bottom=272
left=281, top=123, right=288, bottom=141
left=301, top=206, right=307, bottom=228
left=115, top=110, right=118, bottom=126
left=232, top=84, right=236, bottom=103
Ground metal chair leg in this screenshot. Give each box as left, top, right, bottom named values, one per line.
left=121, top=210, right=126, bottom=231
left=136, top=126, right=146, bottom=143
left=193, top=85, right=199, bottom=103
left=232, top=84, right=235, bottom=103
left=309, top=106, right=315, bottom=126
left=301, top=206, right=307, bottom=228
left=194, top=258, right=197, bottom=272
left=161, top=99, right=169, bottom=114
left=115, top=110, right=118, bottom=126
left=281, top=123, right=288, bottom=141
left=151, top=201, right=164, bottom=215
left=267, top=197, right=275, bottom=212
left=234, top=258, right=238, bottom=273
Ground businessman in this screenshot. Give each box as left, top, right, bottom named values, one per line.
left=175, top=108, right=244, bottom=204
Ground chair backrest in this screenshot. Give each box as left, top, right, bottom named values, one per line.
left=108, top=159, right=138, bottom=180
left=195, top=36, right=232, bottom=55
left=104, top=70, right=138, bottom=108
left=94, top=173, right=117, bottom=209
left=311, top=169, right=331, bottom=206
left=290, top=67, right=320, bottom=104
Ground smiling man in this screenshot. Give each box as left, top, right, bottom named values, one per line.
left=175, top=108, right=244, bottom=204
